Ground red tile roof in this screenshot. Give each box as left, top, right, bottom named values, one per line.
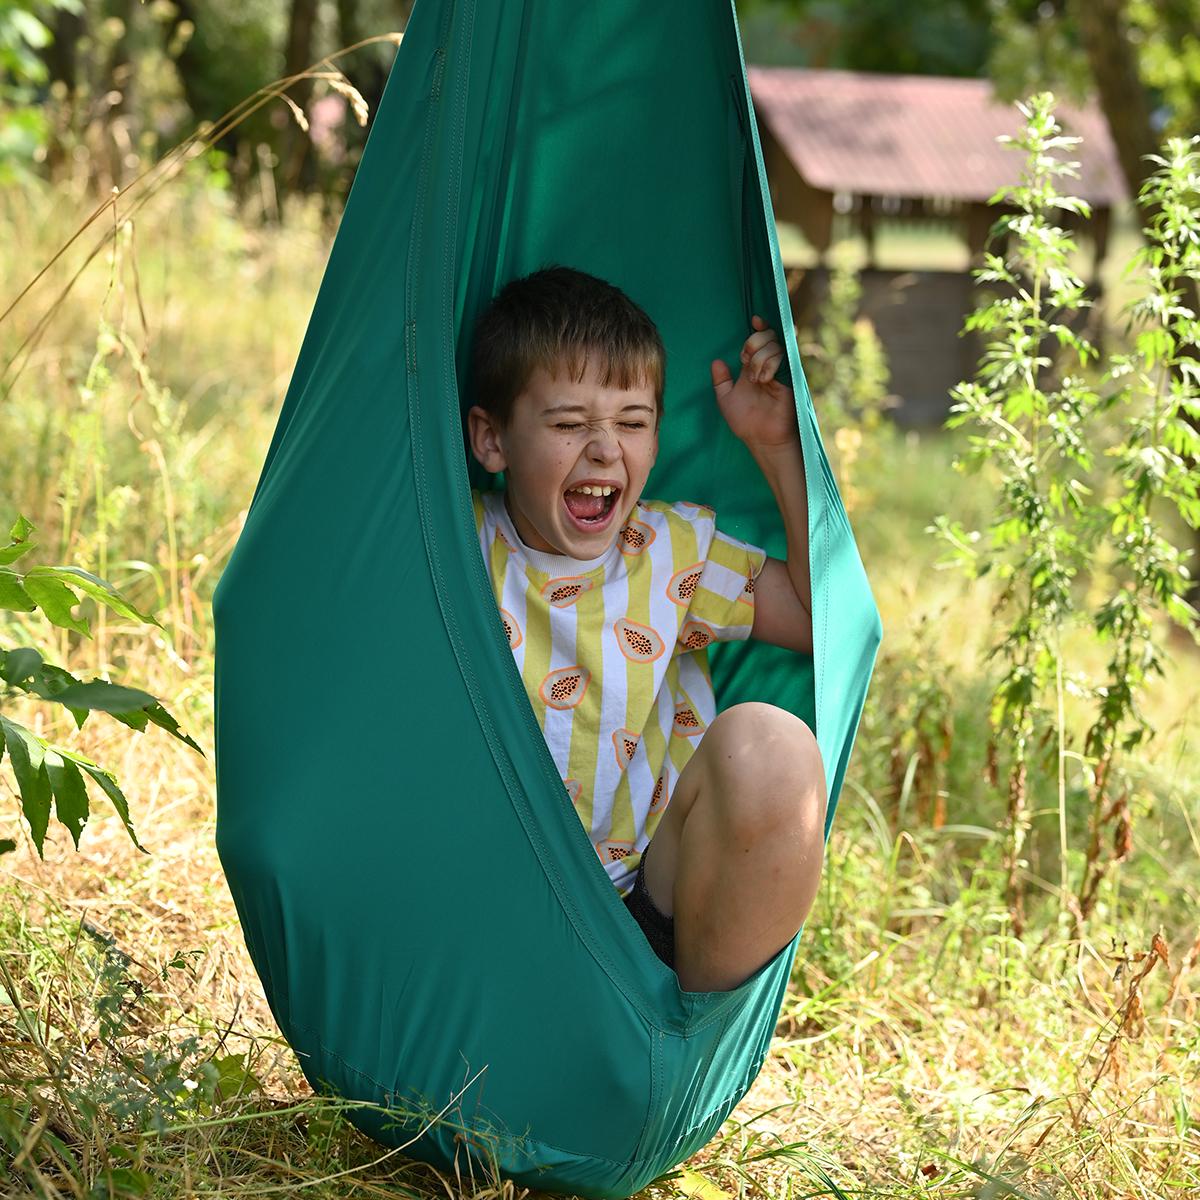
left=748, top=66, right=1127, bottom=206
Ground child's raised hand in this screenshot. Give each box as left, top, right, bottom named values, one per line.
left=710, top=315, right=798, bottom=450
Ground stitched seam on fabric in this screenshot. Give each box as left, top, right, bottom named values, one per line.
left=651, top=1022, right=768, bottom=1166
left=409, top=0, right=795, bottom=1056
left=498, top=1132, right=627, bottom=1170
left=405, top=318, right=418, bottom=376
left=422, top=2, right=586, bottom=970
left=726, top=0, right=822, bottom=738
left=404, top=10, right=448, bottom=754
left=730, top=3, right=827, bottom=787
left=290, top=1021, right=632, bottom=1169
left=290, top=1020, right=399, bottom=1097
left=820, top=454, right=829, bottom=746
left=694, top=1020, right=724, bottom=1094
left=412, top=2, right=670, bottom=1034
left=627, top=1027, right=664, bottom=1170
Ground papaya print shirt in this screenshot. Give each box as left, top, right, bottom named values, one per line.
left=472, top=488, right=766, bottom=897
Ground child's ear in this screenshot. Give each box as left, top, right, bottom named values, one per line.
left=467, top=405, right=508, bottom=473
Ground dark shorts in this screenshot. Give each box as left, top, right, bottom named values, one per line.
left=623, top=846, right=675, bottom=969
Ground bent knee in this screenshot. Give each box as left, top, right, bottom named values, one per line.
left=701, top=703, right=827, bottom=839
left=706, top=703, right=820, bottom=779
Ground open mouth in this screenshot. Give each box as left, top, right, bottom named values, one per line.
left=563, top=485, right=620, bottom=531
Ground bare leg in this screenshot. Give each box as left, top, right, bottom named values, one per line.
left=642, top=702, right=827, bottom=993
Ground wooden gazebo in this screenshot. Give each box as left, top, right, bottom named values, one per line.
left=748, top=67, right=1127, bottom=423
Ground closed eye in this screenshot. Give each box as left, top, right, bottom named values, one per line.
left=554, top=422, right=647, bottom=431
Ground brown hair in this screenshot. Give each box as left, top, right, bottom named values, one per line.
left=469, top=266, right=666, bottom=429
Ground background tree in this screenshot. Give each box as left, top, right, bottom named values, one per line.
left=753, top=0, right=1198, bottom=165
left=280, top=0, right=319, bottom=192
left=336, top=0, right=412, bottom=117
left=742, top=0, right=1013, bottom=76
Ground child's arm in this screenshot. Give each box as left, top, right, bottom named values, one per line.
left=710, top=316, right=813, bottom=656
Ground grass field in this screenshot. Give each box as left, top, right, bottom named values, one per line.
left=1, top=168, right=1198, bottom=1199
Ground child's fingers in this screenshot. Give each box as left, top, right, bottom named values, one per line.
left=748, top=340, right=783, bottom=380
left=740, top=327, right=779, bottom=363
left=750, top=358, right=782, bottom=384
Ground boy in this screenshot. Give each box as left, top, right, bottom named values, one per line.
left=467, top=267, right=827, bottom=994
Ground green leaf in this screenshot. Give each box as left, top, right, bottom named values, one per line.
left=89, top=1166, right=153, bottom=1199
left=8, top=10, right=53, bottom=51
left=142, top=701, right=204, bottom=755
left=0, top=517, right=36, bottom=566
left=27, top=662, right=90, bottom=729
left=0, top=840, right=15, bottom=856
left=212, top=1053, right=264, bottom=1102
left=0, top=651, right=198, bottom=752
left=0, top=647, right=42, bottom=685
left=50, top=680, right=159, bottom=714
left=24, top=566, right=159, bottom=627
left=0, top=544, right=34, bottom=567
left=20, top=571, right=90, bottom=636
left=109, top=708, right=150, bottom=734
left=1166, top=593, right=1199, bottom=627
left=1136, top=327, right=1173, bottom=366
left=0, top=717, right=52, bottom=857
left=42, top=680, right=200, bottom=754
left=8, top=516, right=34, bottom=543
left=0, top=569, right=35, bottom=613
left=77, top=759, right=146, bottom=853
left=44, top=750, right=89, bottom=849
left=0, top=545, right=34, bottom=567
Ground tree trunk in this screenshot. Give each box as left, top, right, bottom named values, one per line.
left=108, top=0, right=136, bottom=112
left=335, top=0, right=389, bottom=116
left=281, top=0, right=320, bottom=194
left=42, top=3, right=84, bottom=93
left=104, top=0, right=137, bottom=188
left=40, top=2, right=86, bottom=175
left=1068, top=0, right=1159, bottom=201
left=1068, top=0, right=1200, bottom=601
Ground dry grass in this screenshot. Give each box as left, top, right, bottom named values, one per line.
left=3, top=673, right=1197, bottom=1198
left=2, top=166, right=1199, bottom=1198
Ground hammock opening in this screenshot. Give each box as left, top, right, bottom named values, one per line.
left=458, top=287, right=818, bottom=736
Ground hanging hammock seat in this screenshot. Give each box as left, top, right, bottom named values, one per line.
left=213, top=1, right=881, bottom=1195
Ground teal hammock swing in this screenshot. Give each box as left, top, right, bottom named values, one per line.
left=212, top=1, right=881, bottom=1195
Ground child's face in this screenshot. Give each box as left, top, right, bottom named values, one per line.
left=468, top=359, right=659, bottom=557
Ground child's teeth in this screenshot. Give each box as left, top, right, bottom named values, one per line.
left=568, top=485, right=614, bottom=496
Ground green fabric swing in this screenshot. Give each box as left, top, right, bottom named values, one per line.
left=212, top=1, right=881, bottom=1195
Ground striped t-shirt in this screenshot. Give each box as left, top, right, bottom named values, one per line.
left=472, top=488, right=766, bottom=895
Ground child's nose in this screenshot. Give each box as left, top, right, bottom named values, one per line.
left=586, top=431, right=621, bottom=462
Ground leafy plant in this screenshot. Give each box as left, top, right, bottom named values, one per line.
left=0, top=515, right=200, bottom=857
left=0, top=0, right=81, bottom=181
left=933, top=96, right=1200, bottom=937
left=931, top=91, right=1101, bottom=936
left=65, top=931, right=247, bottom=1133
left=1076, top=135, right=1200, bottom=922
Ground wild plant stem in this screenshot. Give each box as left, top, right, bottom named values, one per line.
left=1055, top=630, right=1069, bottom=921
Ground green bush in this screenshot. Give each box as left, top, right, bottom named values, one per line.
left=0, top=515, right=199, bottom=857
